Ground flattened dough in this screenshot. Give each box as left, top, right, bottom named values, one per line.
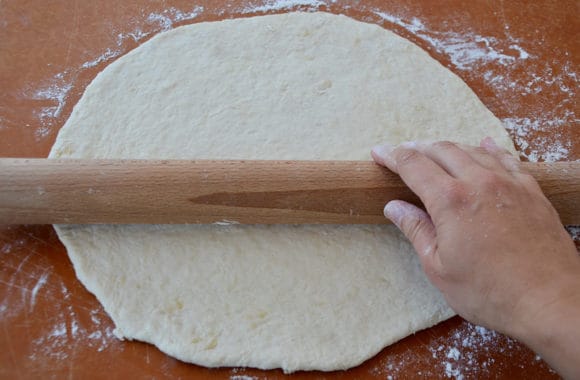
left=50, top=12, right=515, bottom=372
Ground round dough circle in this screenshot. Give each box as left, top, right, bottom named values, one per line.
left=51, top=12, right=514, bottom=372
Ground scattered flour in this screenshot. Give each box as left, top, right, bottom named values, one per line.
left=445, top=362, right=464, bottom=380
left=368, top=321, right=557, bottom=379
left=25, top=5, right=206, bottom=142
left=229, top=368, right=259, bottom=380
left=27, top=71, right=74, bottom=139
left=372, top=9, right=577, bottom=162
left=29, top=271, right=49, bottom=309
left=82, top=5, right=205, bottom=69
left=21, top=2, right=577, bottom=164
left=430, top=324, right=503, bottom=379
left=230, top=376, right=258, bottom=380
left=30, top=311, right=117, bottom=361
left=0, top=232, right=117, bottom=365
left=447, top=347, right=461, bottom=361
left=146, top=6, right=205, bottom=32
left=28, top=283, right=117, bottom=362
left=30, top=72, right=72, bottom=122
left=373, top=12, right=529, bottom=70
left=240, top=0, right=325, bottom=13
left=5, top=3, right=578, bottom=376
left=81, top=48, right=122, bottom=69
left=1, top=242, right=14, bottom=254
left=566, top=226, right=580, bottom=246
left=503, top=113, right=574, bottom=162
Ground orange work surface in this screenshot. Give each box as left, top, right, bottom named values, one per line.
left=1, top=1, right=578, bottom=379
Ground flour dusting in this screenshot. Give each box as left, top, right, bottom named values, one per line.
left=372, top=9, right=577, bottom=162
left=31, top=318, right=66, bottom=359
left=229, top=367, right=259, bottom=380
left=566, top=226, right=580, bottom=246
left=146, top=6, right=205, bottom=32
left=374, top=12, right=529, bottom=70
left=369, top=322, right=555, bottom=379
left=0, top=233, right=117, bottom=364
left=503, top=115, right=573, bottom=162
left=27, top=71, right=74, bottom=139
left=82, top=48, right=123, bottom=69
left=29, top=282, right=117, bottom=362
left=27, top=5, right=206, bottom=141
left=8, top=5, right=578, bottom=376
left=30, top=310, right=116, bottom=361
left=241, top=0, right=325, bottom=13
left=31, top=72, right=73, bottom=121
left=2, top=242, right=15, bottom=254
left=29, top=272, right=49, bottom=309
left=82, top=5, right=204, bottom=69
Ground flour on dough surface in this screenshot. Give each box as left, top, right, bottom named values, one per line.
left=50, top=12, right=514, bottom=372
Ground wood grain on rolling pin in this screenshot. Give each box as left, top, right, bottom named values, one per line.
left=0, top=159, right=578, bottom=225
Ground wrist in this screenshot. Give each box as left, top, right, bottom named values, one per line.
left=511, top=270, right=579, bottom=338
left=508, top=267, right=580, bottom=377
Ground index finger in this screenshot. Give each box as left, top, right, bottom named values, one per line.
left=372, top=142, right=455, bottom=208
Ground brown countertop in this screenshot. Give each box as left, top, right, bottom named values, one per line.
left=1, top=0, right=577, bottom=378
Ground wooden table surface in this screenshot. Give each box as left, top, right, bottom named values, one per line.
left=1, top=0, right=578, bottom=379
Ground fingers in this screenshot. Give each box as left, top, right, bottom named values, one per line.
left=410, top=141, right=480, bottom=177
left=384, top=200, right=440, bottom=279
left=372, top=142, right=454, bottom=204
left=400, top=140, right=518, bottom=177
left=480, top=137, right=521, bottom=173
left=456, top=143, right=507, bottom=172
left=371, top=138, right=524, bottom=219
left=373, top=139, right=520, bottom=179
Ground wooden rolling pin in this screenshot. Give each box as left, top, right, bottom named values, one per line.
left=0, top=159, right=578, bottom=225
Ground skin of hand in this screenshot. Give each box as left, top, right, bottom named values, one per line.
left=371, top=138, right=580, bottom=379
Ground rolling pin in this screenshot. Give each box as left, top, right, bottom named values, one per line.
left=0, top=159, right=578, bottom=225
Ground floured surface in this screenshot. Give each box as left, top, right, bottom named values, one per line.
left=49, top=12, right=516, bottom=372
left=2, top=1, right=577, bottom=378
left=51, top=13, right=511, bottom=371
left=18, top=2, right=576, bottom=163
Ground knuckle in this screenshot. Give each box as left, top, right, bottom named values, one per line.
left=500, top=156, right=521, bottom=171
left=438, top=180, right=467, bottom=206
left=395, top=148, right=422, bottom=166
left=519, top=173, right=542, bottom=191
left=478, top=171, right=505, bottom=190
left=473, top=146, right=490, bottom=156
left=497, top=146, right=513, bottom=156
left=401, top=215, right=425, bottom=242
left=432, top=140, right=457, bottom=151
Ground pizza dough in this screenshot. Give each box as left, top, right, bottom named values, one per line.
left=50, top=12, right=515, bottom=372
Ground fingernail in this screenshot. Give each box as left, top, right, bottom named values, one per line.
left=400, top=141, right=418, bottom=149
left=384, top=201, right=404, bottom=227
left=371, top=144, right=394, bottom=161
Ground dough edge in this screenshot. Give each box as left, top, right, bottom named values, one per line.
left=49, top=11, right=517, bottom=373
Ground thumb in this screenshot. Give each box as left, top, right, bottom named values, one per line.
left=384, top=200, right=438, bottom=271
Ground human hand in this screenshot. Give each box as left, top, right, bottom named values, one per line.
left=371, top=138, right=580, bottom=378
